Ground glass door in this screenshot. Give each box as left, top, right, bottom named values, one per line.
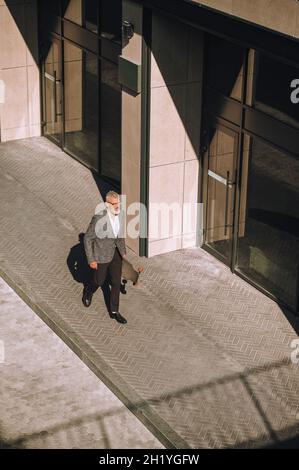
left=236, top=134, right=299, bottom=311
left=202, top=122, right=239, bottom=266
left=43, top=37, right=62, bottom=144
left=63, top=41, right=99, bottom=171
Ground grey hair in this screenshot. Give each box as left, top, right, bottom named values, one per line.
left=106, top=190, right=120, bottom=201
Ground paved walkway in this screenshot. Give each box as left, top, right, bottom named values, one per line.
left=0, top=137, right=299, bottom=449
left=0, top=277, right=163, bottom=449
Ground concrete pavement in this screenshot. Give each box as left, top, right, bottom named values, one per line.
left=0, top=276, right=163, bottom=449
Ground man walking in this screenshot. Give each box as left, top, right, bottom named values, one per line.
left=83, top=191, right=128, bottom=324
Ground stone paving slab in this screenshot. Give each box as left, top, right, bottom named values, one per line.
left=0, top=277, right=163, bottom=449
left=0, top=137, right=299, bottom=448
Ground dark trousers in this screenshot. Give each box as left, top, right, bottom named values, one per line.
left=90, top=247, right=122, bottom=313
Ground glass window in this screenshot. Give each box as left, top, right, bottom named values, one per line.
left=64, top=41, right=98, bottom=170
left=100, top=59, right=121, bottom=182
left=62, top=0, right=98, bottom=32
left=237, top=135, right=299, bottom=309
left=48, top=0, right=60, bottom=16
left=39, top=0, right=61, bottom=36
left=84, top=0, right=98, bottom=33
left=245, top=49, right=256, bottom=107
left=206, top=35, right=244, bottom=101
left=63, top=0, right=83, bottom=26
left=43, top=39, right=62, bottom=144
left=253, top=53, right=299, bottom=130
left=205, top=127, right=237, bottom=261
left=100, top=0, right=122, bottom=44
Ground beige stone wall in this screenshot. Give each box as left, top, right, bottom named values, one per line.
left=147, top=13, right=203, bottom=257
left=0, top=0, right=40, bottom=142
left=121, top=0, right=143, bottom=255
left=191, top=0, right=299, bottom=38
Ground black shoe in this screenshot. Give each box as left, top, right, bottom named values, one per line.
left=111, top=311, right=127, bottom=324
left=82, top=287, right=93, bottom=307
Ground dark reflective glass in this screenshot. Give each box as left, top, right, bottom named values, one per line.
left=42, top=0, right=60, bottom=17
left=64, top=42, right=98, bottom=170
left=237, top=136, right=299, bottom=309
left=253, top=53, right=299, bottom=130
left=205, top=127, right=237, bottom=262
left=43, top=39, right=62, bottom=144
left=62, top=0, right=98, bottom=33
left=206, top=35, right=244, bottom=101
left=39, top=0, right=61, bottom=38
left=100, top=0, right=122, bottom=44
left=100, top=59, right=121, bottom=182
left=84, top=0, right=98, bottom=33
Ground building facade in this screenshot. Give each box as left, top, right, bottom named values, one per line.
left=0, top=0, right=299, bottom=314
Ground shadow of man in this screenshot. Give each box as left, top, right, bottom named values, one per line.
left=67, top=233, right=112, bottom=314
left=67, top=233, right=143, bottom=315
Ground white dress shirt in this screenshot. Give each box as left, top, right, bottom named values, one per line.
left=107, top=209, right=120, bottom=238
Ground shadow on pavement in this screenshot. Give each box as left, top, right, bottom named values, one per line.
left=1, top=356, right=298, bottom=449
left=66, top=233, right=112, bottom=315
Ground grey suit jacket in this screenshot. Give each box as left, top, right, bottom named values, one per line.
left=84, top=207, right=126, bottom=264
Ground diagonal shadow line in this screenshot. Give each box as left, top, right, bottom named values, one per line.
left=144, top=357, right=293, bottom=404
left=97, top=416, right=111, bottom=449
left=0, top=243, right=296, bottom=449
left=4, top=356, right=294, bottom=448
left=224, top=421, right=299, bottom=449
left=6, top=405, right=125, bottom=449
left=243, top=377, right=278, bottom=444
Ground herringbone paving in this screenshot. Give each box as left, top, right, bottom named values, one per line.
left=0, top=277, right=163, bottom=449
left=0, top=137, right=299, bottom=448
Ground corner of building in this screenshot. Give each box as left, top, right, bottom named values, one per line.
left=0, top=0, right=41, bottom=143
